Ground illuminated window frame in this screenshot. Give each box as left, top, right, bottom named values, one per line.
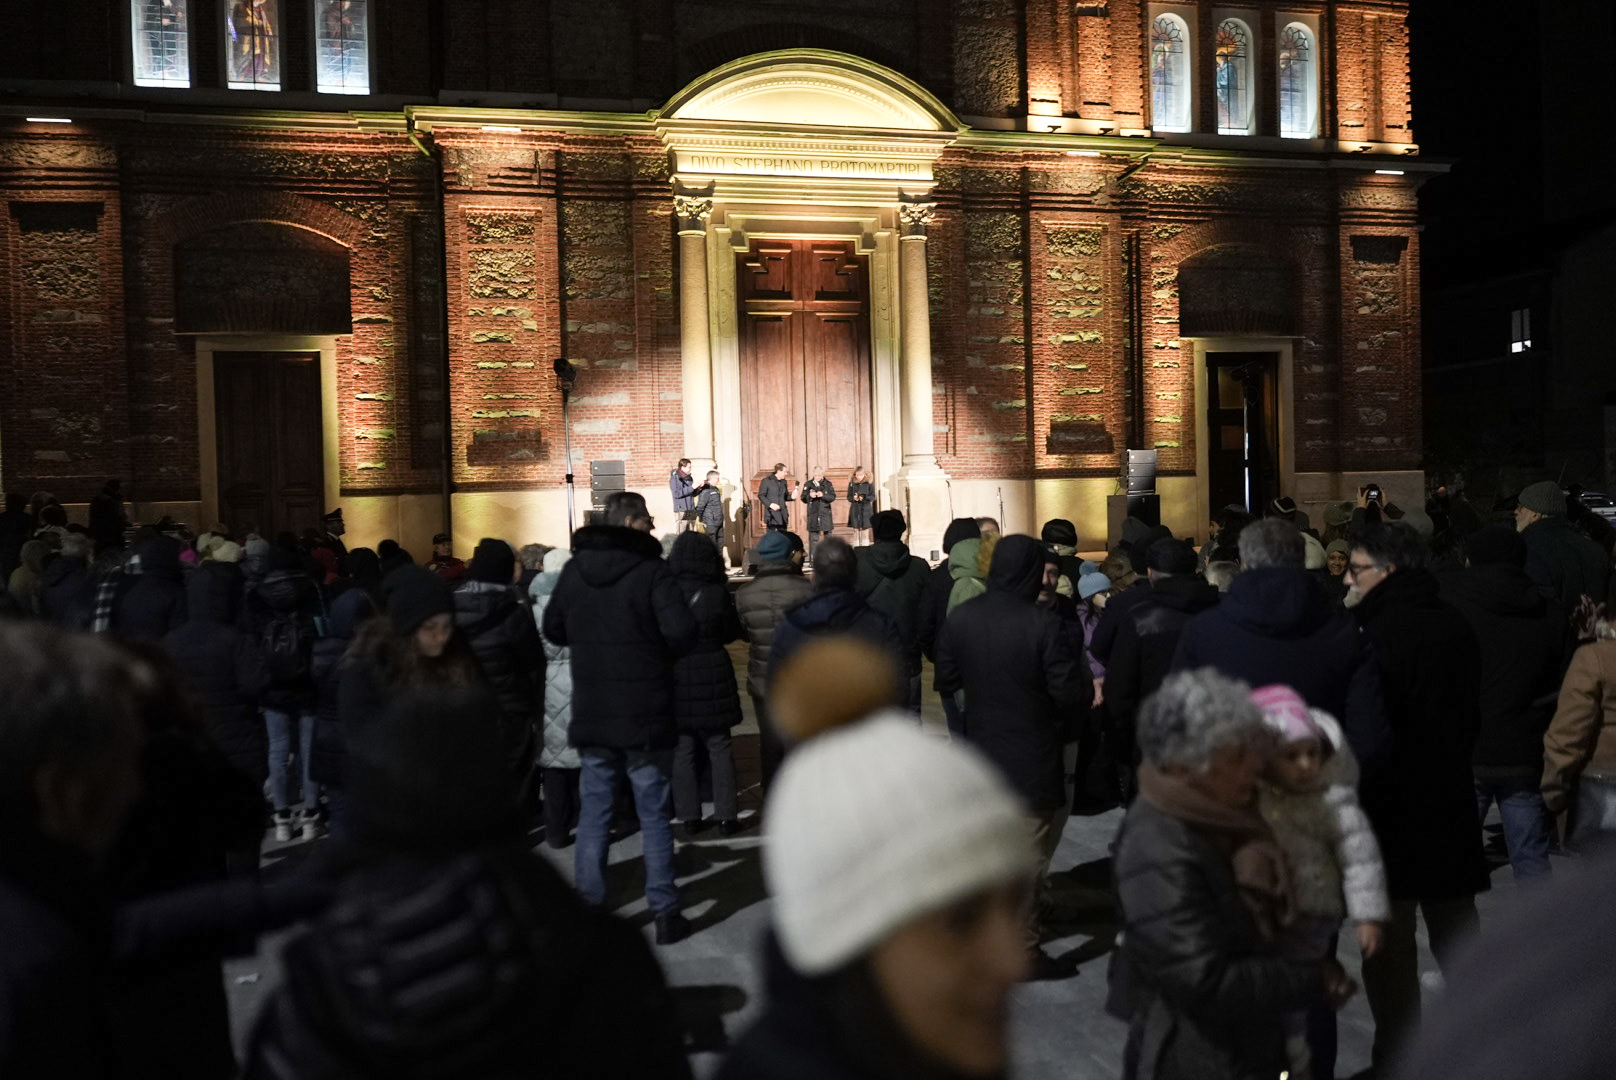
left=225, top=0, right=282, bottom=91
left=1278, top=20, right=1319, bottom=139
left=131, top=0, right=191, bottom=88
left=1151, top=13, right=1193, bottom=133
left=1511, top=308, right=1533, bottom=354
left=1215, top=18, right=1254, bottom=135
left=315, top=0, right=370, bottom=95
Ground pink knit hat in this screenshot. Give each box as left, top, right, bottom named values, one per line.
left=1252, top=684, right=1322, bottom=744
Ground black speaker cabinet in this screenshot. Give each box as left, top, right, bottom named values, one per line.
left=1124, top=448, right=1158, bottom=495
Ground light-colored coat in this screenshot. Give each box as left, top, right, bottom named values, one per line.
left=1258, top=711, right=1390, bottom=924
left=530, top=569, right=580, bottom=770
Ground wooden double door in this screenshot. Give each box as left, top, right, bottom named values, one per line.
left=738, top=239, right=874, bottom=543
left=214, top=351, right=324, bottom=538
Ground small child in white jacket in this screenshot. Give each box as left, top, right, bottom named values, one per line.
left=1252, top=683, right=1389, bottom=1080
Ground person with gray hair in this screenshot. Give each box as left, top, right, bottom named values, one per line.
left=1238, top=517, right=1307, bottom=570
left=1112, top=668, right=1354, bottom=1080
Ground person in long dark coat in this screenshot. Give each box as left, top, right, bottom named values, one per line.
left=1348, top=522, right=1489, bottom=1070
left=112, top=534, right=189, bottom=640
left=667, top=532, right=745, bottom=835
left=845, top=466, right=874, bottom=546
left=855, top=509, right=931, bottom=713
left=802, top=467, right=836, bottom=562
left=736, top=530, right=813, bottom=793
left=758, top=462, right=798, bottom=533
left=37, top=530, right=97, bottom=629
left=918, top=517, right=981, bottom=737
left=452, top=539, right=545, bottom=788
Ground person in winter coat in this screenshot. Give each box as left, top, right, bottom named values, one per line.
left=6, top=538, right=49, bottom=616
left=38, top=530, right=98, bottom=629
left=1172, top=519, right=1391, bottom=779
left=758, top=462, right=799, bottom=533
left=935, top=534, right=1090, bottom=970
left=918, top=518, right=982, bottom=736
left=1347, top=522, right=1488, bottom=1069
left=88, top=479, right=129, bottom=554
left=453, top=538, right=545, bottom=787
left=695, top=469, right=726, bottom=550
left=718, top=640, right=1035, bottom=1080
left=1106, top=539, right=1221, bottom=802
left=1252, top=684, right=1389, bottom=1080
left=110, top=533, right=190, bottom=640
left=667, top=532, right=745, bottom=836
left=1041, top=518, right=1084, bottom=599
left=306, top=585, right=377, bottom=840
left=248, top=549, right=325, bottom=843
left=736, top=529, right=814, bottom=792
left=531, top=548, right=582, bottom=849
left=1514, top=480, right=1611, bottom=612
left=669, top=457, right=705, bottom=530
left=944, top=535, right=990, bottom=615
left=541, top=491, right=698, bottom=944
left=1438, top=524, right=1568, bottom=882
left=1110, top=669, right=1348, bottom=1080
left=854, top=509, right=931, bottom=712
left=801, top=466, right=836, bottom=561
left=1541, top=617, right=1616, bottom=850
left=770, top=538, right=904, bottom=697
left=845, top=465, right=874, bottom=546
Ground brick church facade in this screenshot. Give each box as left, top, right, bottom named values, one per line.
left=0, top=0, right=1424, bottom=556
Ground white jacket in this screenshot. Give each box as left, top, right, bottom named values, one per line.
left=1258, top=712, right=1390, bottom=924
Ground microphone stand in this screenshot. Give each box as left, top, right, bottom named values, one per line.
left=554, top=357, right=579, bottom=535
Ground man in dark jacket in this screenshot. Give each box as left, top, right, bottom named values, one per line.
left=1173, top=519, right=1391, bottom=776
left=935, top=534, right=1090, bottom=966
left=453, top=538, right=545, bottom=785
left=1514, top=479, right=1611, bottom=611
left=735, top=530, right=813, bottom=792
left=542, top=492, right=697, bottom=944
left=770, top=537, right=903, bottom=690
left=110, top=534, right=189, bottom=640
left=669, top=457, right=705, bottom=533
left=855, top=509, right=931, bottom=712
left=1041, top=517, right=1084, bottom=599
left=88, top=479, right=129, bottom=554
left=1105, top=538, right=1220, bottom=801
left=1439, top=524, right=1567, bottom=884
left=37, top=530, right=98, bottom=629
left=918, top=517, right=981, bottom=736
left=249, top=549, right=325, bottom=842
left=1349, top=522, right=1488, bottom=1069
left=758, top=462, right=797, bottom=533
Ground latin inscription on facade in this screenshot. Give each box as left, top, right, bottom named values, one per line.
left=674, top=151, right=930, bottom=180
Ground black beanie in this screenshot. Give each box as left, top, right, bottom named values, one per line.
left=1147, top=538, right=1199, bottom=575
left=941, top=517, right=981, bottom=554
left=384, top=565, right=454, bottom=634
left=1465, top=523, right=1527, bottom=569
left=469, top=538, right=516, bottom=584
left=1040, top=518, right=1078, bottom=548
left=872, top=510, right=906, bottom=543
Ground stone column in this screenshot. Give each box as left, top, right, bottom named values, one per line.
left=896, top=197, right=950, bottom=559
left=675, top=193, right=716, bottom=473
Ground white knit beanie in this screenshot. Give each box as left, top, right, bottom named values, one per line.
left=764, top=711, right=1033, bottom=976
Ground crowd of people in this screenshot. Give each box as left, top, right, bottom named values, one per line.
left=3, top=473, right=1616, bottom=1079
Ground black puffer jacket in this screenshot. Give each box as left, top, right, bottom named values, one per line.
left=248, top=568, right=322, bottom=711
left=855, top=540, right=931, bottom=675
left=1521, top=515, right=1611, bottom=612
left=1439, top=564, right=1569, bottom=776
left=934, top=535, right=1091, bottom=811
left=453, top=580, right=545, bottom=773
left=1107, top=574, right=1221, bottom=746
left=1112, top=797, right=1323, bottom=1080
left=162, top=564, right=272, bottom=783
left=114, top=536, right=188, bottom=641
left=769, top=588, right=904, bottom=689
left=309, top=588, right=378, bottom=789
left=669, top=535, right=744, bottom=732
left=1353, top=568, right=1491, bottom=901
left=735, top=561, right=814, bottom=699
left=541, top=526, right=697, bottom=750
left=37, top=553, right=96, bottom=630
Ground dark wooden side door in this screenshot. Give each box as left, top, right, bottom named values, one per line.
left=1205, top=351, right=1280, bottom=515
left=738, top=239, right=873, bottom=544
left=215, top=351, right=324, bottom=538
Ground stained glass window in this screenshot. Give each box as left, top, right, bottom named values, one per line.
left=1215, top=19, right=1253, bottom=134
left=1151, top=15, right=1191, bottom=133
left=226, top=0, right=280, bottom=90
left=131, top=0, right=190, bottom=87
left=316, top=0, right=370, bottom=94
left=1279, top=22, right=1318, bottom=138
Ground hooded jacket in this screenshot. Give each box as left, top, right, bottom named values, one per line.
left=1172, top=566, right=1391, bottom=779
left=530, top=566, right=581, bottom=770
left=248, top=563, right=323, bottom=710
left=1438, top=563, right=1569, bottom=775
left=735, top=560, right=814, bottom=700
left=453, top=579, right=545, bottom=775
left=541, top=525, right=698, bottom=749
left=163, top=563, right=272, bottom=782
left=918, top=519, right=981, bottom=662
left=935, top=535, right=1092, bottom=810
left=855, top=540, right=931, bottom=674
left=1106, top=574, right=1222, bottom=747
left=769, top=587, right=905, bottom=693
left=943, top=537, right=988, bottom=615
left=668, top=536, right=744, bottom=731
left=112, top=536, right=188, bottom=640
left=37, top=552, right=96, bottom=630
left=1521, top=514, right=1610, bottom=612
left=6, top=539, right=48, bottom=616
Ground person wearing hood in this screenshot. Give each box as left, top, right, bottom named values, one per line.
left=854, top=510, right=932, bottom=713
left=1041, top=518, right=1084, bottom=599
left=736, top=529, right=814, bottom=792
left=106, top=534, right=189, bottom=640
left=769, top=538, right=904, bottom=701
left=1172, top=519, right=1391, bottom=780
left=88, top=479, right=129, bottom=554
left=1347, top=522, right=1489, bottom=1069
left=306, top=582, right=378, bottom=840
left=541, top=491, right=698, bottom=944
left=7, top=537, right=49, bottom=616
left=918, top=517, right=982, bottom=736
left=37, top=530, right=98, bottom=629
left=944, top=534, right=991, bottom=617
left=248, top=548, right=325, bottom=843
left=667, top=532, right=745, bottom=837
left=718, top=639, right=1036, bottom=1080
left=531, top=548, right=582, bottom=849
left=1438, top=524, right=1568, bottom=883
left=452, top=538, right=545, bottom=788
left=934, top=534, right=1091, bottom=972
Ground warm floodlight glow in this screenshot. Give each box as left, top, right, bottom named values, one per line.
left=1067, top=150, right=1101, bottom=157
left=26, top=117, right=73, bottom=123
left=1374, top=169, right=1405, bottom=175
left=481, top=124, right=523, bottom=133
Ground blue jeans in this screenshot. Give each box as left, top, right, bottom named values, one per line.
left=265, top=708, right=318, bottom=813
left=576, top=747, right=680, bottom=915
left=1475, top=777, right=1553, bottom=883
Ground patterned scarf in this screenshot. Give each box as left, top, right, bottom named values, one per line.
left=90, top=553, right=141, bottom=633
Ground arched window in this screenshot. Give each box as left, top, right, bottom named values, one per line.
left=1215, top=19, right=1253, bottom=134
left=316, top=0, right=370, bottom=94
left=1278, top=22, right=1318, bottom=138
left=131, top=0, right=190, bottom=87
left=226, top=0, right=281, bottom=90
left=1151, top=14, right=1192, bottom=133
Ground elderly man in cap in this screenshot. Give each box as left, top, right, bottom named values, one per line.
left=1515, top=480, right=1610, bottom=610
left=425, top=532, right=466, bottom=583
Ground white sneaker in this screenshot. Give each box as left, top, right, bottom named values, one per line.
left=273, top=813, right=293, bottom=843
left=298, top=809, right=321, bottom=842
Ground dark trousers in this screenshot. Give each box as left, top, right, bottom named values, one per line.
left=1362, top=896, right=1480, bottom=1068
left=541, top=766, right=580, bottom=849
left=673, top=729, right=738, bottom=823
left=753, top=691, right=785, bottom=794
left=941, top=690, right=965, bottom=738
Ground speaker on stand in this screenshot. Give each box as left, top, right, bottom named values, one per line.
left=1108, top=448, right=1161, bottom=547
left=587, top=459, right=625, bottom=527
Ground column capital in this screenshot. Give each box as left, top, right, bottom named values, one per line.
left=898, top=198, right=937, bottom=238
left=673, top=195, right=714, bottom=233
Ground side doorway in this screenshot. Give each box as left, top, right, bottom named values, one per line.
left=1205, top=351, right=1280, bottom=515
left=213, top=351, right=324, bottom=537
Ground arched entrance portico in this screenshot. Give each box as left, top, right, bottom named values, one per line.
left=656, top=50, right=962, bottom=554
